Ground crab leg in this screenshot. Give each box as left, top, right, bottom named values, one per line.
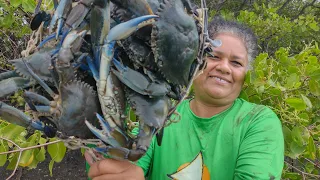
left=22, top=60, right=56, bottom=98
left=111, top=58, right=169, bottom=97
left=0, top=102, right=43, bottom=131
left=0, top=71, right=19, bottom=81
left=85, top=113, right=128, bottom=148
left=93, top=15, right=157, bottom=128
left=99, top=14, right=157, bottom=94
left=91, top=0, right=111, bottom=68
left=64, top=0, right=94, bottom=32
left=24, top=91, right=51, bottom=106
left=49, top=0, right=72, bottom=39
left=0, top=77, right=36, bottom=98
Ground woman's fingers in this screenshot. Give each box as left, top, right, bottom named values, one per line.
left=84, top=151, right=94, bottom=165
left=88, top=158, right=133, bottom=177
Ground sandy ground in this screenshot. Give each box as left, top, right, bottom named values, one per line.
left=0, top=150, right=88, bottom=180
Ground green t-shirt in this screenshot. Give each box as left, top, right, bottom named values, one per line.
left=136, top=98, right=284, bottom=180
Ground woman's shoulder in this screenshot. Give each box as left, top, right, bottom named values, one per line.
left=232, top=98, right=280, bottom=125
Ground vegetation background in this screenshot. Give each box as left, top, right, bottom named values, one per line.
left=0, top=0, right=319, bottom=179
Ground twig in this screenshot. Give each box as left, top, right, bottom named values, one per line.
left=285, top=160, right=320, bottom=179
left=0, top=138, right=62, bottom=155
left=303, top=157, right=320, bottom=170
left=0, top=137, right=61, bottom=180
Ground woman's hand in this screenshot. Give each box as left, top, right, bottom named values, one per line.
left=85, top=151, right=145, bottom=180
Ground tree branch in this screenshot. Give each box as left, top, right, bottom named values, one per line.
left=294, top=0, right=317, bottom=19
left=285, top=160, right=320, bottom=179
left=238, top=0, right=249, bottom=12
left=277, top=0, right=292, bottom=14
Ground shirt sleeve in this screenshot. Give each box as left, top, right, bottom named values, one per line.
left=234, top=107, right=284, bottom=180
left=136, top=136, right=156, bottom=176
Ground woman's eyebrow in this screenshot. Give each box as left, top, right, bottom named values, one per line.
left=231, top=55, right=245, bottom=60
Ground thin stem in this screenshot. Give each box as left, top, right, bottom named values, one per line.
left=0, top=138, right=62, bottom=155
left=0, top=137, right=61, bottom=180
left=285, top=161, right=320, bottom=178
left=303, top=157, right=320, bottom=170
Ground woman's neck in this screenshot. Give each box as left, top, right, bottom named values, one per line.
left=190, top=98, right=233, bottom=118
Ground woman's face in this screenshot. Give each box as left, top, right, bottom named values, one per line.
left=193, top=33, right=248, bottom=106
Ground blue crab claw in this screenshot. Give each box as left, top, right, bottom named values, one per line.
left=111, top=58, right=169, bottom=97
left=61, top=29, right=87, bottom=49
left=0, top=102, right=43, bottom=131
left=99, top=15, right=158, bottom=93
left=85, top=113, right=129, bottom=148
left=106, top=15, right=158, bottom=43
left=0, top=77, right=36, bottom=98
left=49, top=0, right=72, bottom=39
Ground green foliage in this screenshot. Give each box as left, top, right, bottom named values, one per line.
left=240, top=43, right=320, bottom=177
left=0, top=119, right=67, bottom=175
left=0, top=0, right=34, bottom=37
left=47, top=138, right=66, bottom=176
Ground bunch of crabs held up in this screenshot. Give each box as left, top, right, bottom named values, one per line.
left=0, top=0, right=221, bottom=161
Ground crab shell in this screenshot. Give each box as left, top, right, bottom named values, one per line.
left=151, top=0, right=199, bottom=86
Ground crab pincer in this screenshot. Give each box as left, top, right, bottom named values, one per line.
left=85, top=14, right=158, bottom=160
left=111, top=58, right=170, bottom=97
left=49, top=0, right=72, bottom=39
left=0, top=102, right=44, bottom=131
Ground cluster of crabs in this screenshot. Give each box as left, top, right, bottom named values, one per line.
left=0, top=0, right=218, bottom=161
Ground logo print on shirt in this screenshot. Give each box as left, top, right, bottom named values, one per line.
left=167, top=152, right=210, bottom=180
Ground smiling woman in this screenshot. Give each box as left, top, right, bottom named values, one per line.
left=192, top=33, right=249, bottom=112
left=85, top=17, right=284, bottom=180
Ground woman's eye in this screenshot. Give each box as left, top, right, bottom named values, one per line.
left=208, top=55, right=219, bottom=60
left=232, top=61, right=242, bottom=66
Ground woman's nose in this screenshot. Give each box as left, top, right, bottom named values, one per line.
left=215, top=59, right=231, bottom=74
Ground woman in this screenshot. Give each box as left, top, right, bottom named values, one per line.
left=85, top=17, right=284, bottom=180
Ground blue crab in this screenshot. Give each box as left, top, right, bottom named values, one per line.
left=0, top=0, right=212, bottom=162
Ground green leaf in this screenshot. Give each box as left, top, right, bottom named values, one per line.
left=254, top=53, right=268, bottom=65
left=309, top=69, right=320, bottom=81
left=309, top=80, right=320, bottom=96
left=285, top=73, right=299, bottom=88
left=47, top=139, right=66, bottom=163
left=308, top=22, right=319, bottom=31
left=285, top=98, right=306, bottom=111
left=288, top=66, right=299, bottom=74
left=282, top=125, right=292, bottom=147
left=298, top=113, right=309, bottom=120
left=10, top=0, right=22, bottom=7
left=269, top=88, right=281, bottom=96
left=257, top=85, right=265, bottom=94
left=239, top=90, right=248, bottom=101
left=305, top=162, right=314, bottom=173
left=36, top=137, right=46, bottom=162
left=6, top=153, right=18, bottom=170
left=0, top=141, right=8, bottom=166
left=19, top=142, right=34, bottom=167
left=0, top=124, right=26, bottom=140
left=288, top=141, right=305, bottom=159
left=249, top=95, right=261, bottom=104
left=21, top=0, right=36, bottom=13
left=49, top=159, right=54, bottom=176
left=301, top=94, right=312, bottom=109
left=306, top=137, right=316, bottom=160
left=35, top=147, right=46, bottom=162
left=2, top=13, right=14, bottom=28
left=282, top=172, right=302, bottom=179
left=308, top=56, right=318, bottom=64
left=291, top=127, right=304, bottom=147
left=245, top=71, right=251, bottom=84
